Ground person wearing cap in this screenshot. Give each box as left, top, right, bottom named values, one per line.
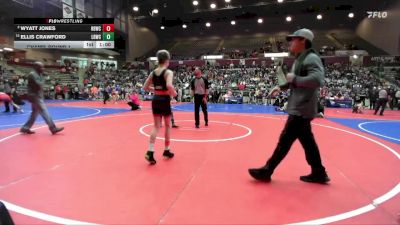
left=20, top=62, right=64, bottom=135
left=249, top=28, right=330, bottom=184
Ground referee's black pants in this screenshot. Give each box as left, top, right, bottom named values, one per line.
left=266, top=115, right=325, bottom=174
left=374, top=98, right=387, bottom=115
left=194, top=94, right=208, bottom=126
left=103, top=92, right=110, bottom=104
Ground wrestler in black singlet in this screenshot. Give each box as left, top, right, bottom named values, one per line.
left=151, top=69, right=172, bottom=116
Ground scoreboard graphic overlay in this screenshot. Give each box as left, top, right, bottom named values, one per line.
left=14, top=18, right=114, bottom=49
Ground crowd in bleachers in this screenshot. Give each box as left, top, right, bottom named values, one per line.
left=276, top=40, right=288, bottom=52
left=217, top=40, right=274, bottom=59
left=77, top=63, right=399, bottom=110
left=1, top=59, right=399, bottom=111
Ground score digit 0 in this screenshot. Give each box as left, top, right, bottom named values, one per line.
left=102, top=32, right=114, bottom=41
left=102, top=24, right=114, bottom=32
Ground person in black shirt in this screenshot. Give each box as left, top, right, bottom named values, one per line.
left=143, top=50, right=177, bottom=164
left=103, top=85, right=110, bottom=104
left=190, top=68, right=209, bottom=128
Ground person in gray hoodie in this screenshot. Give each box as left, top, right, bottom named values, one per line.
left=249, top=28, right=330, bottom=184
left=20, top=62, right=64, bottom=135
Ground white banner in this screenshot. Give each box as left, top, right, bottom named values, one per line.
left=63, top=4, right=74, bottom=18
left=76, top=10, right=86, bottom=18
left=370, top=56, right=396, bottom=62
left=335, top=50, right=368, bottom=56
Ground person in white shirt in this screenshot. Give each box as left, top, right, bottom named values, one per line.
left=374, top=87, right=388, bottom=116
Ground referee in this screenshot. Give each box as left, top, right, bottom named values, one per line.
left=191, top=67, right=209, bottom=128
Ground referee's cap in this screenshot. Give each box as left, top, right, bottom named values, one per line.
left=286, top=28, right=314, bottom=42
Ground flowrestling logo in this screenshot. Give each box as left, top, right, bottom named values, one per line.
left=367, top=11, right=388, bottom=19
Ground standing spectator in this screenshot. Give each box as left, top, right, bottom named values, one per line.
left=63, top=85, right=70, bottom=100
left=395, top=89, right=400, bottom=110
left=177, top=85, right=183, bottom=102
left=90, top=85, right=98, bottom=100
left=73, top=85, right=79, bottom=99
left=388, top=88, right=396, bottom=110
left=103, top=85, right=110, bottom=104
left=55, top=84, right=64, bottom=99
left=368, top=87, right=377, bottom=110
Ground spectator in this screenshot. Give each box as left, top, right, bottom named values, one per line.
left=127, top=90, right=141, bottom=111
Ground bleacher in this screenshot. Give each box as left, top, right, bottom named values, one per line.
left=383, top=67, right=400, bottom=87
left=329, top=29, right=388, bottom=55
left=150, top=29, right=388, bottom=59
left=222, top=35, right=268, bottom=52
left=172, top=38, right=221, bottom=58
left=46, top=68, right=79, bottom=87
left=312, top=31, right=339, bottom=52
